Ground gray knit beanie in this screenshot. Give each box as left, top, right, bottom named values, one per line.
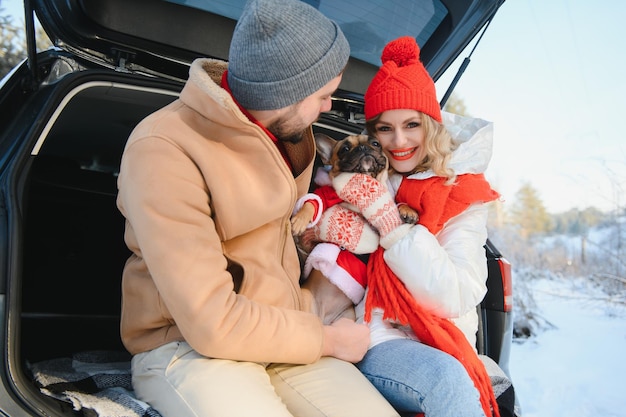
left=227, top=0, right=350, bottom=110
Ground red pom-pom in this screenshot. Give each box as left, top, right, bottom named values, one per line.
left=381, top=36, right=420, bottom=67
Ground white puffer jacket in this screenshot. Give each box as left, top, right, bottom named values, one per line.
left=356, top=112, right=497, bottom=350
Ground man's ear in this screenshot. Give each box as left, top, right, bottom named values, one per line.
left=314, top=133, right=337, bottom=165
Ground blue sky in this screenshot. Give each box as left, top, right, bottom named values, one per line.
left=4, top=0, right=625, bottom=213
left=436, top=0, right=626, bottom=213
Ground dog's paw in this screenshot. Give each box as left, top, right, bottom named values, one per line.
left=290, top=214, right=309, bottom=235
left=399, top=204, right=419, bottom=224
left=291, top=202, right=316, bottom=235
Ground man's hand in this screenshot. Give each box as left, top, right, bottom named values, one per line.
left=321, top=318, right=370, bottom=363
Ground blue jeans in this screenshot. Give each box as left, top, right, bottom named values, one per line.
left=356, top=339, right=486, bottom=417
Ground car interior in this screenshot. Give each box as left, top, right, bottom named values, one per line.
left=20, top=82, right=179, bottom=363
left=18, top=78, right=373, bottom=367
left=18, top=76, right=509, bottom=369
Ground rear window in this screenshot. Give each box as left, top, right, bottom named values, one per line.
left=169, top=0, right=448, bottom=67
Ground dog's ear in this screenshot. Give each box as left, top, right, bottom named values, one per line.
left=314, top=133, right=337, bottom=165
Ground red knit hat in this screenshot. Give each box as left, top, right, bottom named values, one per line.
left=364, top=36, right=442, bottom=122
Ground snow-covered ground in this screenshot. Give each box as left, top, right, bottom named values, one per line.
left=510, top=274, right=626, bottom=416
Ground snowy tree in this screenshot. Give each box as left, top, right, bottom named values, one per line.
left=443, top=92, right=469, bottom=116
left=0, top=7, right=52, bottom=79
left=509, top=182, right=553, bottom=239
left=0, top=9, right=24, bottom=77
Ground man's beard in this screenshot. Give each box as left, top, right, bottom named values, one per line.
left=266, top=111, right=307, bottom=144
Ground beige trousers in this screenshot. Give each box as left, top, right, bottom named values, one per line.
left=131, top=341, right=399, bottom=417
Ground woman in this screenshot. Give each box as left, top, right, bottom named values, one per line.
left=306, top=36, right=503, bottom=417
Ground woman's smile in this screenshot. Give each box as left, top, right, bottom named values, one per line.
left=389, top=147, right=417, bottom=161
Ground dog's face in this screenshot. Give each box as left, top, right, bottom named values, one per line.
left=315, top=133, right=388, bottom=180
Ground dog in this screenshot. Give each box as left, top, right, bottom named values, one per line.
left=296, top=133, right=418, bottom=324
left=291, top=133, right=418, bottom=235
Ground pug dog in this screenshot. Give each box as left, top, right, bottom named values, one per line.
left=291, top=133, right=418, bottom=235
left=296, top=134, right=418, bottom=325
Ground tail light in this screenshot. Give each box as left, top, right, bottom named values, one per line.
left=498, top=257, right=513, bottom=312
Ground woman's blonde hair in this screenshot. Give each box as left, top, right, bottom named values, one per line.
left=366, top=112, right=459, bottom=184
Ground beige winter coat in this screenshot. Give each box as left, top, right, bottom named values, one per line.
left=116, top=58, right=322, bottom=363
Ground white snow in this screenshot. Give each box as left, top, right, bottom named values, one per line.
left=510, top=274, right=626, bottom=416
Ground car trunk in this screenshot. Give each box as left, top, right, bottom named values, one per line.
left=9, top=59, right=383, bottom=415
left=1, top=68, right=176, bottom=415
left=3, top=0, right=508, bottom=415
left=12, top=61, right=514, bottom=417
left=21, top=80, right=177, bottom=359
left=17, top=73, right=368, bottom=366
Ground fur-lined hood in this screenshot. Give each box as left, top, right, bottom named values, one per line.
left=187, top=58, right=233, bottom=110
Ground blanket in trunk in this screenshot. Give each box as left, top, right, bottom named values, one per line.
left=480, top=355, right=521, bottom=417
left=29, top=350, right=162, bottom=417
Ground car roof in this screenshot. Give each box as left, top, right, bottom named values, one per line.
left=31, top=0, right=504, bottom=94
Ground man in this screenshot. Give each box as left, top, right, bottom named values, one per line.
left=116, top=0, right=399, bottom=415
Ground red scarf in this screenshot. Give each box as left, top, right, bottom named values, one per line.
left=366, top=173, right=501, bottom=417
left=396, top=173, right=500, bottom=235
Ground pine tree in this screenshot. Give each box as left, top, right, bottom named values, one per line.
left=0, top=10, right=24, bottom=78
left=509, top=182, right=553, bottom=239
left=0, top=7, right=52, bottom=79
left=442, top=93, right=469, bottom=116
